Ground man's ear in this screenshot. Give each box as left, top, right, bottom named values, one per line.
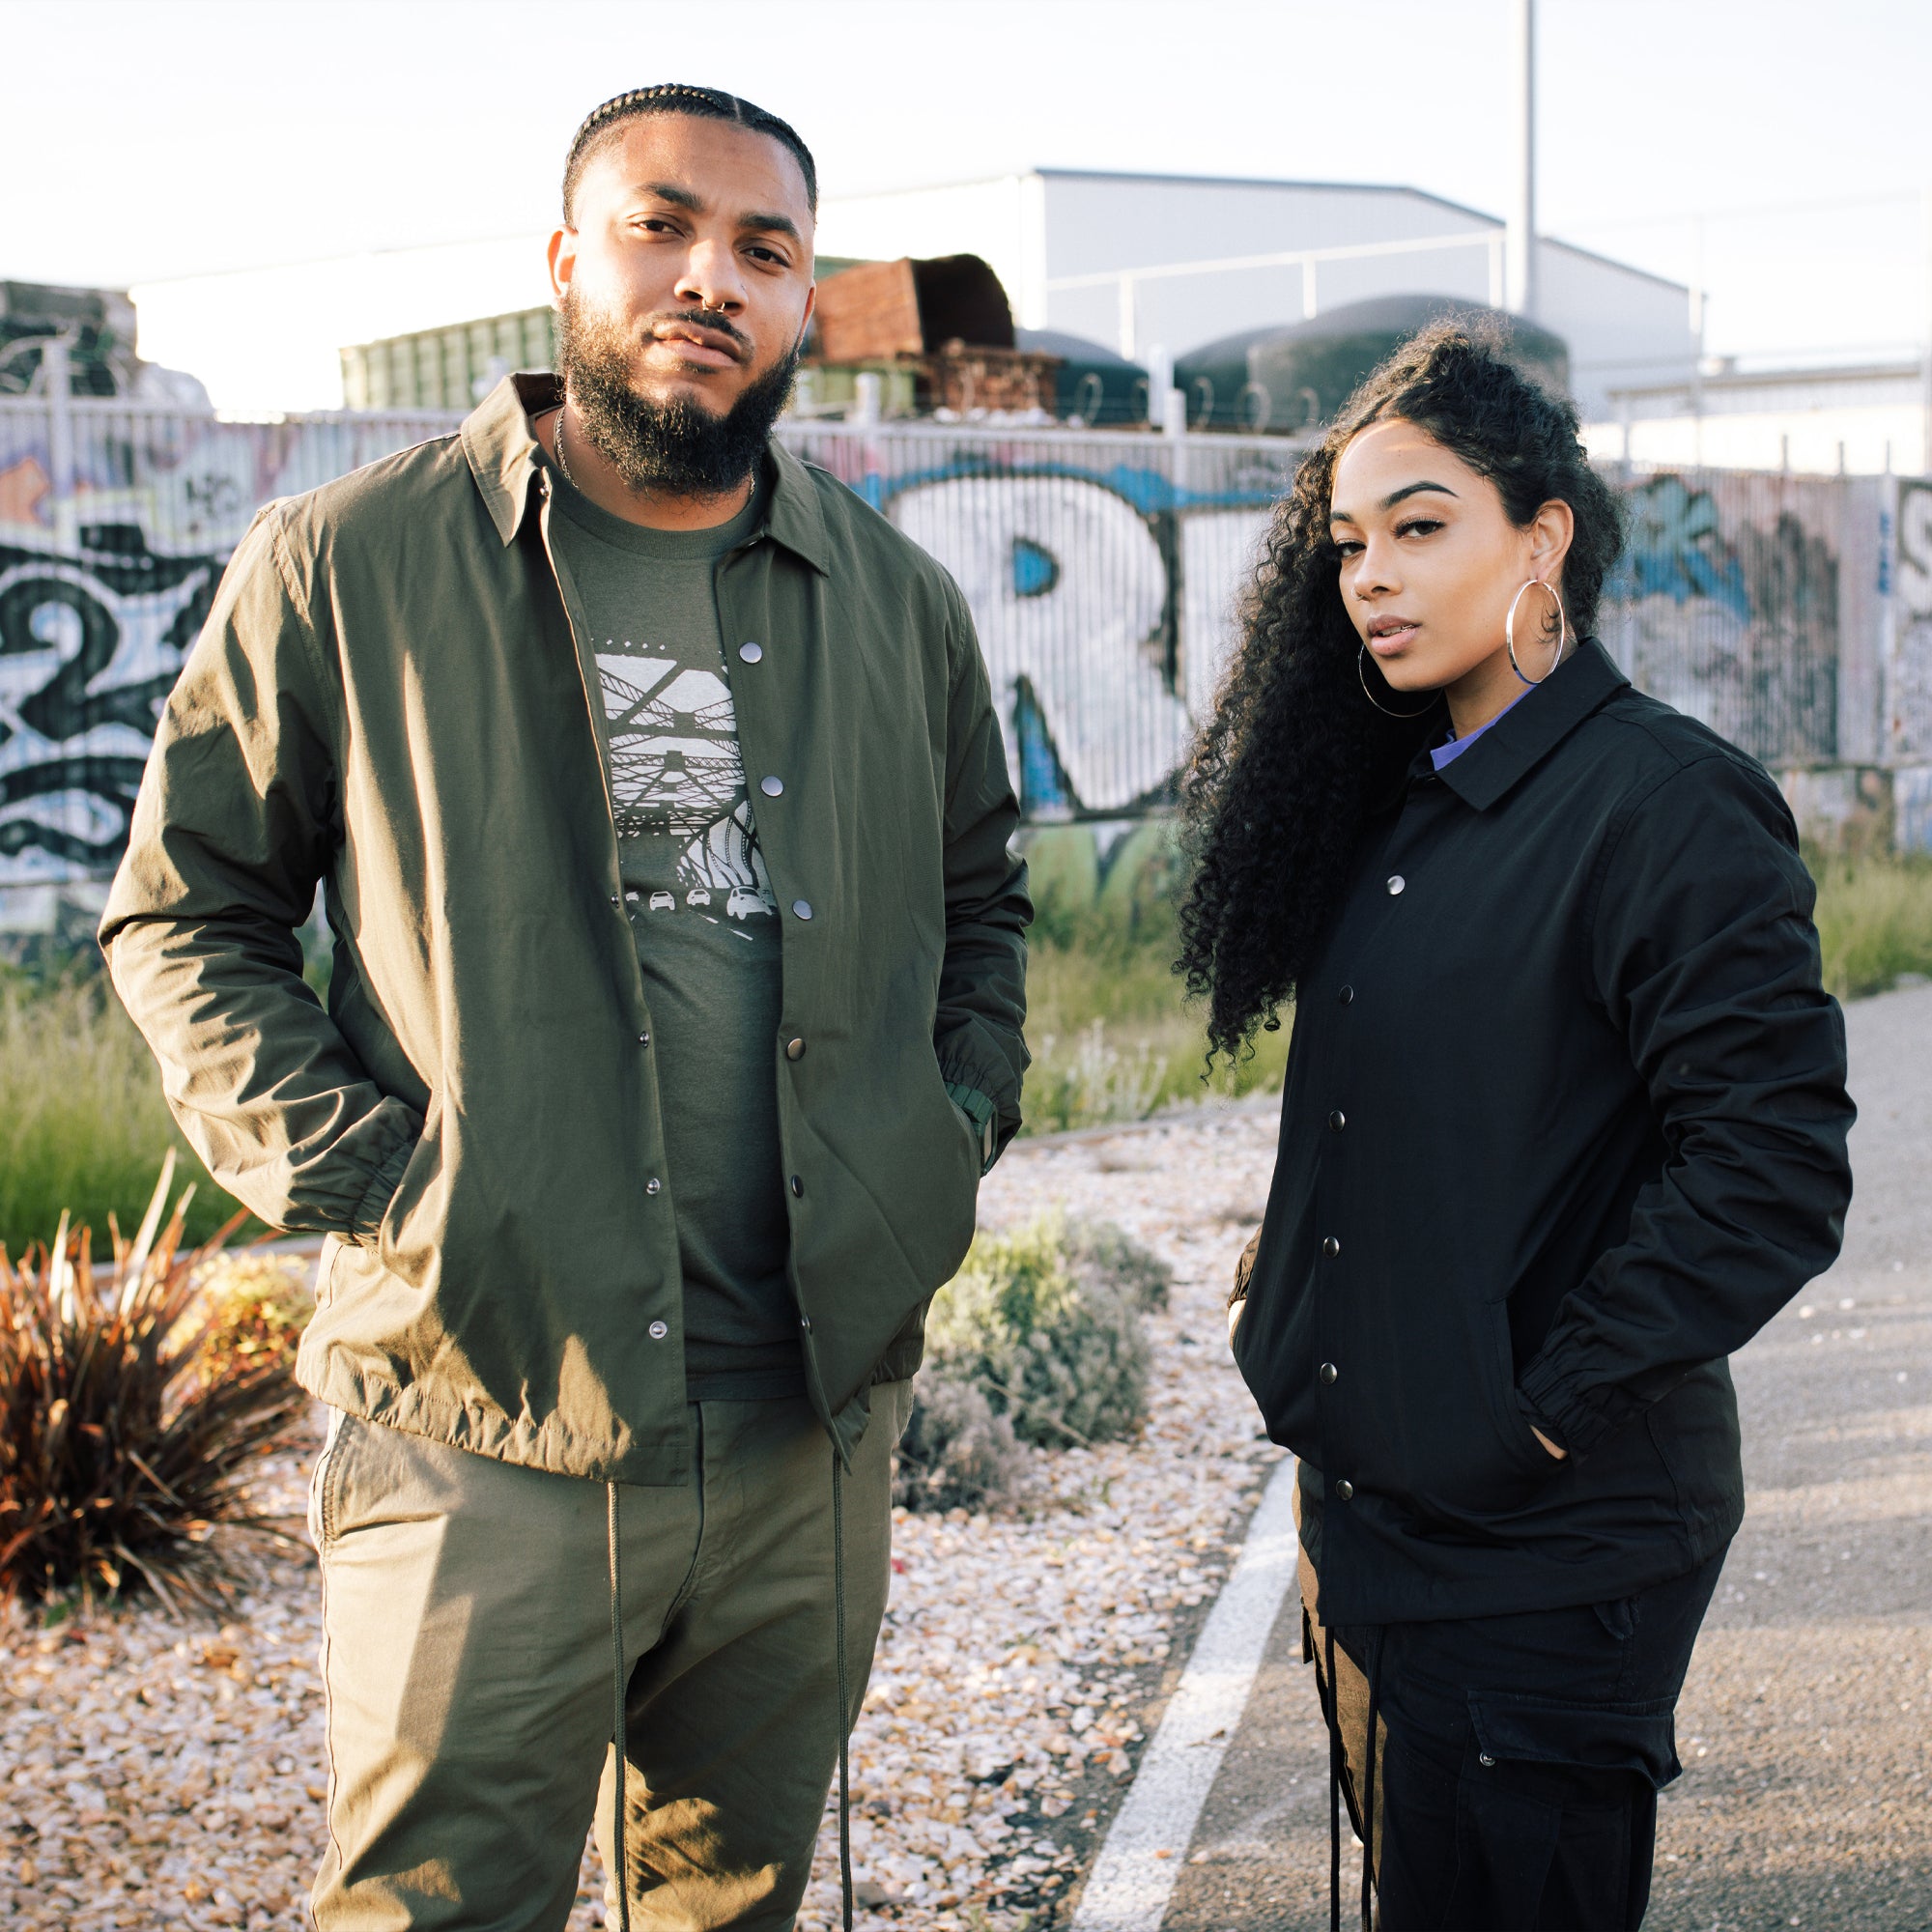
left=548, top=227, right=578, bottom=304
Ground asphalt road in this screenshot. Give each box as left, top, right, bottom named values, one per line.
left=1156, top=981, right=1932, bottom=1932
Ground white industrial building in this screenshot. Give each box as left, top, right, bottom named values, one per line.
left=814, top=166, right=1700, bottom=418
left=1582, top=357, right=1930, bottom=477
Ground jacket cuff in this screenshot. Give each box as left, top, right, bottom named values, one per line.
left=943, top=1079, right=999, bottom=1174
left=347, top=1129, right=416, bottom=1243
left=1517, top=1354, right=1610, bottom=1460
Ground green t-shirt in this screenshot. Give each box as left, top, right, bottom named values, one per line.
left=548, top=463, right=801, bottom=1401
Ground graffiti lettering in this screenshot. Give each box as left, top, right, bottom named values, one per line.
left=0, top=542, right=213, bottom=882
left=1611, top=472, right=1841, bottom=767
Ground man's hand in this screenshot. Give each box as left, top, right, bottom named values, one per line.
left=1531, top=1425, right=1568, bottom=1461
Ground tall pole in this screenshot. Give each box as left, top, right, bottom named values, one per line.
left=1921, top=187, right=1932, bottom=477
left=1506, top=0, right=1538, bottom=318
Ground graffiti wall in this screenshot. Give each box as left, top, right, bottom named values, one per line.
left=1892, top=478, right=1932, bottom=762
left=0, top=399, right=1916, bottom=900
left=0, top=406, right=454, bottom=894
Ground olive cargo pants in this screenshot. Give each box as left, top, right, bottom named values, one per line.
left=306, top=1386, right=911, bottom=1930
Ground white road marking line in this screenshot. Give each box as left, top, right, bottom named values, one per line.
left=1071, top=1454, right=1299, bottom=1932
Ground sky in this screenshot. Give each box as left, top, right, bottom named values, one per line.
left=5, top=0, right=1929, bottom=401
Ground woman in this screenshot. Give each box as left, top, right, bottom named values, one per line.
left=1182, top=325, right=1854, bottom=1931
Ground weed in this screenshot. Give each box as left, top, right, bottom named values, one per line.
left=0, top=970, right=249, bottom=1254
left=0, top=1158, right=308, bottom=1608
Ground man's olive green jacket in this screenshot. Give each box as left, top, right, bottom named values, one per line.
left=101, top=375, right=1030, bottom=1482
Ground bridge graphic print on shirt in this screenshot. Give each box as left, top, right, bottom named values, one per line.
left=595, top=646, right=780, bottom=923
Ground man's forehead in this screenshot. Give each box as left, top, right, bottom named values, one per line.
left=583, top=113, right=812, bottom=221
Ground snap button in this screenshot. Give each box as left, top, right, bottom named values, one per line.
left=739, top=641, right=764, bottom=663
left=1321, top=1236, right=1341, bottom=1258
left=1386, top=875, right=1406, bottom=895
left=648, top=1320, right=668, bottom=1341
left=1327, top=1110, right=1346, bottom=1131
left=1320, top=1362, right=1338, bottom=1385
left=638, top=1033, right=650, bottom=1045
left=785, top=1037, right=806, bottom=1061
left=1337, top=984, right=1354, bottom=1006
left=760, top=776, right=784, bottom=797
left=799, top=1313, right=812, bottom=1332
left=1479, top=1753, right=1496, bottom=1768
left=645, top=1178, right=662, bottom=1196
left=791, top=899, right=813, bottom=921
left=789, top=1175, right=805, bottom=1198
left=1334, top=1479, right=1354, bottom=1501
left=610, top=894, right=619, bottom=905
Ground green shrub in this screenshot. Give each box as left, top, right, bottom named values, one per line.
left=925, top=1214, right=1149, bottom=1448
left=1067, top=1216, right=1172, bottom=1312
left=0, top=972, right=250, bottom=1253
left=893, top=1378, right=1027, bottom=1514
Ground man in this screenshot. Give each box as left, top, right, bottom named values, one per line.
left=102, top=85, right=1029, bottom=1931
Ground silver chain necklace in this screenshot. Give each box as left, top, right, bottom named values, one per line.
left=554, top=407, right=579, bottom=487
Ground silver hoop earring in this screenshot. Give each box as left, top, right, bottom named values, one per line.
left=1357, top=644, right=1437, bottom=718
left=1505, top=578, right=1569, bottom=687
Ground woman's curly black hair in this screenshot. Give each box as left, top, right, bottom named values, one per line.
left=1176, top=320, right=1625, bottom=1063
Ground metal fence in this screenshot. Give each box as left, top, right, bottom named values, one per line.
left=0, top=394, right=1924, bottom=912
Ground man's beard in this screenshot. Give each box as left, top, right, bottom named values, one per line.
left=556, top=287, right=799, bottom=497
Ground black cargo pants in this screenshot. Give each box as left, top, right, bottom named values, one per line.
left=1324, top=1548, right=1726, bottom=1931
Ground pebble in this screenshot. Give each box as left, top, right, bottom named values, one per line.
left=0, top=1108, right=1284, bottom=1930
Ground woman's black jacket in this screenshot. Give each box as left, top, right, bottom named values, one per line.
left=1233, top=639, right=1855, bottom=1627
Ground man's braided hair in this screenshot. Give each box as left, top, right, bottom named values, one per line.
left=562, top=85, right=818, bottom=223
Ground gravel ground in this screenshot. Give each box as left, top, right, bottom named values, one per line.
left=0, top=1104, right=1283, bottom=1931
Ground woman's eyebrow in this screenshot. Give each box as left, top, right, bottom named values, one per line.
left=1330, top=479, right=1460, bottom=525
left=1379, top=480, right=1459, bottom=509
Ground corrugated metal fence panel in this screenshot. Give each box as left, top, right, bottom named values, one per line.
left=0, top=396, right=1914, bottom=894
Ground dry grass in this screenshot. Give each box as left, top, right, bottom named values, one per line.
left=1020, top=917, right=1291, bottom=1136
left=0, top=971, right=247, bottom=1255
left=1810, top=851, right=1932, bottom=1000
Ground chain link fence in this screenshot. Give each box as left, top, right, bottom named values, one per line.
left=0, top=396, right=1919, bottom=914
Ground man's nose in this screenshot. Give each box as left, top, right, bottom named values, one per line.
left=673, top=241, right=748, bottom=315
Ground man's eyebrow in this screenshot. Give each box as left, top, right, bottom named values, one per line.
left=1328, top=480, right=1459, bottom=525
left=632, top=181, right=704, bottom=213
left=739, top=211, right=803, bottom=243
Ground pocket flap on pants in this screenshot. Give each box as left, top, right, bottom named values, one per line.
left=1467, top=1690, right=1682, bottom=1790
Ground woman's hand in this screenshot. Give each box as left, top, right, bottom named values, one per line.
left=1531, top=1425, right=1568, bottom=1461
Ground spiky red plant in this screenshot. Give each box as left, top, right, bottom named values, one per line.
left=0, top=1154, right=311, bottom=1608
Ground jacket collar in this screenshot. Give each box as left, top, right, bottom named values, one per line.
left=460, top=371, right=831, bottom=575
left=1431, top=637, right=1630, bottom=811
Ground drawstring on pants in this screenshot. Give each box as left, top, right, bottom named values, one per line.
left=1323, top=1623, right=1342, bottom=1932
left=832, top=1451, right=854, bottom=1932
left=1360, top=1630, right=1383, bottom=1932
left=1321, top=1620, right=1383, bottom=1932
left=607, top=1482, right=633, bottom=1932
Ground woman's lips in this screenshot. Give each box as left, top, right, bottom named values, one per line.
left=1367, top=620, right=1419, bottom=654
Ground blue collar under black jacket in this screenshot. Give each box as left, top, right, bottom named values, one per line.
left=1235, top=638, right=1855, bottom=1627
